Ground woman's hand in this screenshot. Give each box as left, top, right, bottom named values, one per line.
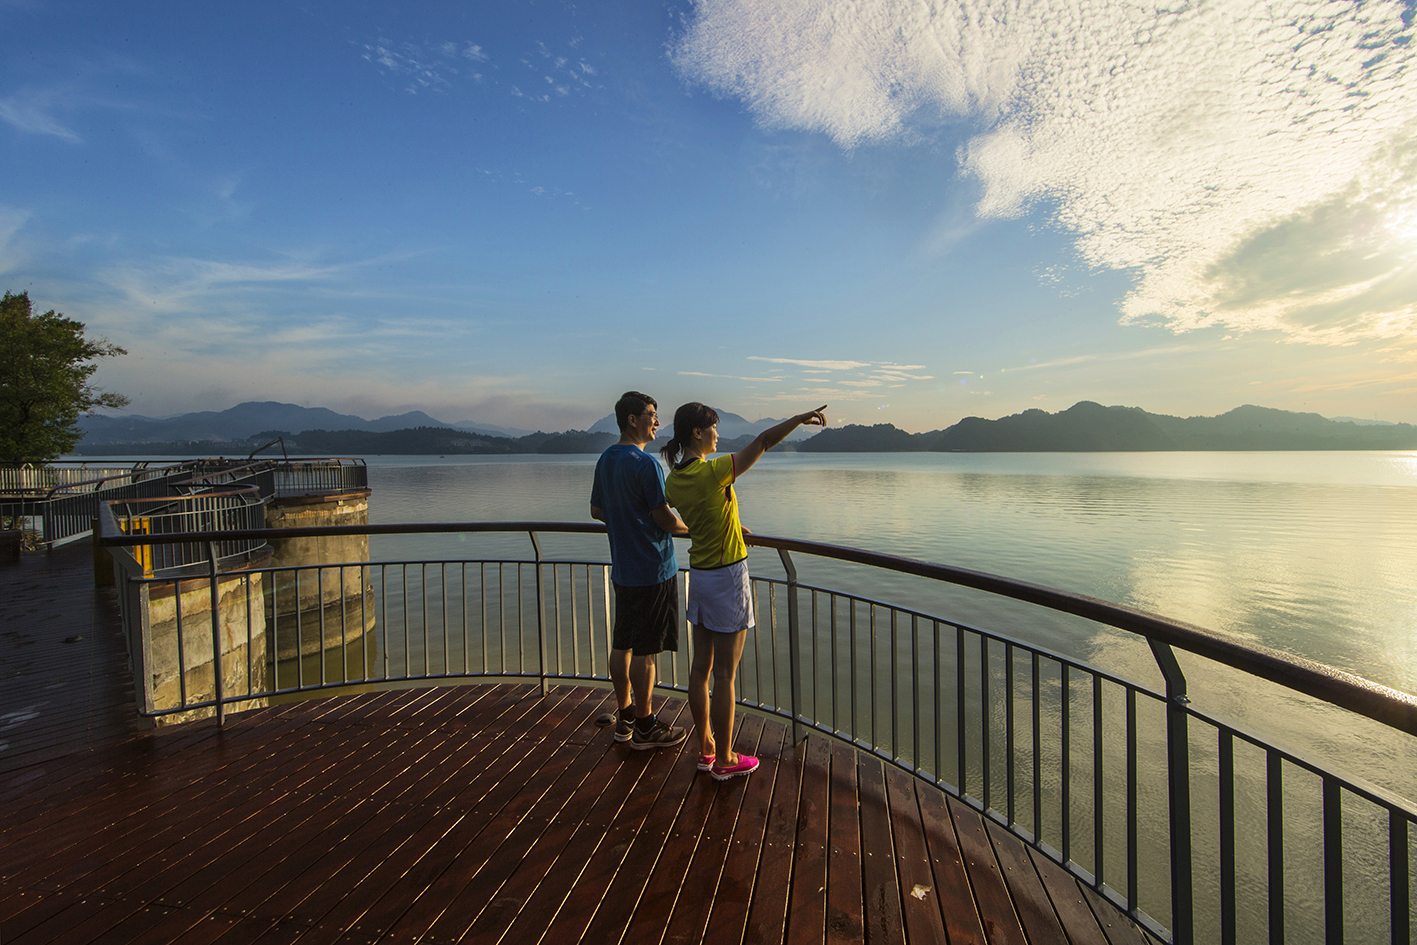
left=799, top=405, right=828, bottom=427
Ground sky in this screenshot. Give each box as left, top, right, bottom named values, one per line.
left=2, top=0, right=1415, bottom=433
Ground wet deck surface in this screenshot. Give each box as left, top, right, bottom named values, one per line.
left=1, top=548, right=1157, bottom=945
left=0, top=541, right=148, bottom=777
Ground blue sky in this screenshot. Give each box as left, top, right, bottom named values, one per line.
left=3, top=0, right=1415, bottom=432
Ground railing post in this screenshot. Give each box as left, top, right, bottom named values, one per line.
left=207, top=541, right=225, bottom=728
left=1148, top=638, right=1192, bottom=944
left=530, top=531, right=548, bottom=698
left=777, top=547, right=805, bottom=744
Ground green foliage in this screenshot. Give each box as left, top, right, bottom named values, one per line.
left=0, top=291, right=129, bottom=465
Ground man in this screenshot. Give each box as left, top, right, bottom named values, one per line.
left=590, top=391, right=690, bottom=749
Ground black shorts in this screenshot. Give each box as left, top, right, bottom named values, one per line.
left=612, top=576, right=679, bottom=656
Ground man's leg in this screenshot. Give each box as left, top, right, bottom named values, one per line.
left=628, top=653, right=657, bottom=718
left=610, top=647, right=632, bottom=711
left=609, top=648, right=634, bottom=742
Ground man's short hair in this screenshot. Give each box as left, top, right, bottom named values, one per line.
left=615, top=391, right=656, bottom=432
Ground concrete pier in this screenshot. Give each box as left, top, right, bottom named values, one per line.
left=263, top=490, right=376, bottom=671
left=141, top=555, right=271, bottom=724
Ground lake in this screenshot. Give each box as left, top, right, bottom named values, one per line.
left=365, top=450, right=1417, bottom=690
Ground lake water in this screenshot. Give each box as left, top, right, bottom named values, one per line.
left=365, top=450, right=1417, bottom=692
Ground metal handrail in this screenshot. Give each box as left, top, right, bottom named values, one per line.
left=7, top=457, right=369, bottom=546
left=97, top=518, right=1417, bottom=945
left=97, top=520, right=1417, bottom=740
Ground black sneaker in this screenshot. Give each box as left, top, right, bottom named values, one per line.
left=630, top=717, right=687, bottom=750
left=614, top=711, right=634, bottom=743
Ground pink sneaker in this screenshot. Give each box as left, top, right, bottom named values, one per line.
left=697, top=754, right=714, bottom=772
left=710, top=754, right=759, bottom=781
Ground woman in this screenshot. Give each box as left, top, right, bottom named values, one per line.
left=662, top=402, right=827, bottom=780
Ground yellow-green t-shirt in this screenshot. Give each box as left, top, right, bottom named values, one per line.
left=665, top=454, right=748, bottom=570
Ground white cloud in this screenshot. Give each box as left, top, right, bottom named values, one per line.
left=678, top=370, right=784, bottom=381
left=360, top=38, right=488, bottom=93
left=0, top=87, right=83, bottom=142
left=748, top=356, right=872, bottom=370
left=674, top=0, right=1417, bottom=345
left=0, top=207, right=31, bottom=275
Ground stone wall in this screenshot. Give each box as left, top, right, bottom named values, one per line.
left=264, top=491, right=376, bottom=667
left=145, top=564, right=269, bottom=725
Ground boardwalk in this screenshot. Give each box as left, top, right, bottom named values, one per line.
left=1, top=548, right=1157, bottom=945
left=0, top=542, right=147, bottom=775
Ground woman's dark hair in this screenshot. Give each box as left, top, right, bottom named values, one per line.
left=660, top=402, right=719, bottom=467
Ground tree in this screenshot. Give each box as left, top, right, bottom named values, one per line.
left=0, top=291, right=129, bottom=465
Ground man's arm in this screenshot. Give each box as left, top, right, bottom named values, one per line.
left=651, top=503, right=689, bottom=537
left=590, top=505, right=605, bottom=522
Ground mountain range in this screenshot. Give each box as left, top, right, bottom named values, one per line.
left=76, top=402, right=817, bottom=447
left=70, top=400, right=1417, bottom=454
left=77, top=401, right=531, bottom=445
left=799, top=402, right=1417, bottom=452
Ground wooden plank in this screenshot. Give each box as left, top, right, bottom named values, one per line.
left=983, top=817, right=1069, bottom=945
left=575, top=712, right=740, bottom=945
left=696, top=720, right=790, bottom=945
left=22, top=718, right=368, bottom=896
left=463, top=740, right=675, bottom=943
left=373, top=694, right=616, bottom=943
left=784, top=733, right=833, bottom=945
left=742, top=724, right=806, bottom=945
left=416, top=738, right=628, bottom=943
left=0, top=890, right=84, bottom=943
left=290, top=807, right=468, bottom=945
left=0, top=654, right=1161, bottom=945
left=914, top=784, right=988, bottom=945
left=946, top=796, right=1029, bottom=945
left=858, top=757, right=906, bottom=945
left=1074, top=877, right=1157, bottom=945
left=3, top=894, right=120, bottom=945
left=503, top=699, right=699, bottom=945
left=822, top=739, right=863, bottom=945
left=884, top=765, right=948, bottom=945
left=573, top=702, right=717, bottom=945
left=661, top=713, right=769, bottom=945
left=1025, top=846, right=1117, bottom=945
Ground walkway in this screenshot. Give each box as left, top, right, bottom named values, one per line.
left=0, top=541, right=147, bottom=777
left=0, top=548, right=1158, bottom=945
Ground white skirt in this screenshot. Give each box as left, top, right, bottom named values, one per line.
left=685, top=559, right=755, bottom=633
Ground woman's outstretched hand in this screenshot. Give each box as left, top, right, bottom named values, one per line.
left=799, top=405, right=828, bottom=427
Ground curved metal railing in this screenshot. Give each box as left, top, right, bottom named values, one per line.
left=96, top=518, right=1417, bottom=945
left=3, top=457, right=368, bottom=545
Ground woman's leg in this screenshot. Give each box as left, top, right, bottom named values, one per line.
left=688, top=624, right=715, bottom=757
left=711, top=628, right=747, bottom=766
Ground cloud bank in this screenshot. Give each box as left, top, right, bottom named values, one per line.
left=673, top=0, right=1417, bottom=344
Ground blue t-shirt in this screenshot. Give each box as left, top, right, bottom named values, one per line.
left=590, top=444, right=677, bottom=586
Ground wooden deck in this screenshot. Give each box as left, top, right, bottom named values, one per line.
left=1, top=547, right=1158, bottom=945
left=0, top=542, right=148, bottom=775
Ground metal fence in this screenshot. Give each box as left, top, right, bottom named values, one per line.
left=96, top=519, right=1417, bottom=945
left=105, top=490, right=268, bottom=576
left=4, top=458, right=367, bottom=546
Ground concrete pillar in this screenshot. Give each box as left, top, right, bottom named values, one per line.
left=263, top=491, right=377, bottom=681
left=145, top=555, right=271, bottom=725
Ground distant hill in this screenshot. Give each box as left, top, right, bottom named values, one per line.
left=72, top=400, right=1416, bottom=456
left=800, top=402, right=1417, bottom=452
left=73, top=425, right=617, bottom=457
left=77, top=401, right=531, bottom=445
left=589, top=409, right=818, bottom=442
